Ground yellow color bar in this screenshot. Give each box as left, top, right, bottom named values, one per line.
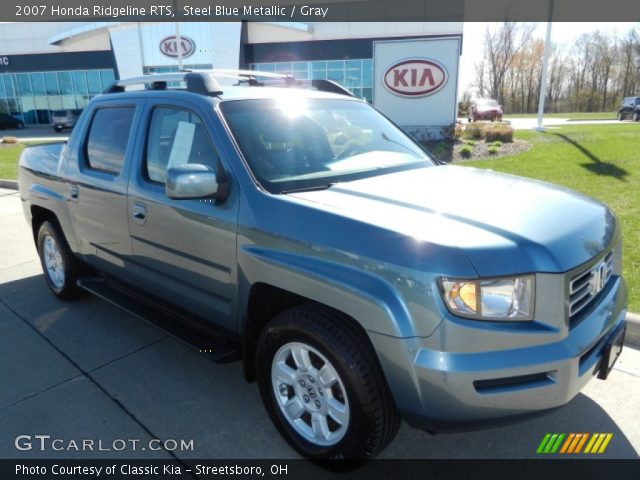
left=590, top=434, right=608, bottom=454
left=598, top=434, right=613, bottom=453
left=583, top=434, right=598, bottom=453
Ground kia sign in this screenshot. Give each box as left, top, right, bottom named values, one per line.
left=374, top=37, right=461, bottom=136
left=383, top=59, right=447, bottom=98
left=159, top=35, right=196, bottom=59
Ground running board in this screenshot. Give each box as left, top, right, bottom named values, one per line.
left=77, top=277, right=241, bottom=364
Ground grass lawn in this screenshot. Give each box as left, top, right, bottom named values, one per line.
left=464, top=124, right=640, bottom=313
left=504, top=112, right=616, bottom=120
left=0, top=144, right=24, bottom=180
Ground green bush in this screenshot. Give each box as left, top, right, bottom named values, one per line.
left=453, top=122, right=464, bottom=140
left=490, top=140, right=503, bottom=147
left=484, top=124, right=514, bottom=143
left=465, top=140, right=477, bottom=146
left=464, top=122, right=485, bottom=140
left=459, top=145, right=473, bottom=158
left=431, top=143, right=447, bottom=159
left=488, top=146, right=500, bottom=155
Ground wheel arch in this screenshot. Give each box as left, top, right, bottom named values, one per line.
left=238, top=246, right=416, bottom=382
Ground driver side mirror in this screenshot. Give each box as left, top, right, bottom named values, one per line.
left=165, top=164, right=223, bottom=200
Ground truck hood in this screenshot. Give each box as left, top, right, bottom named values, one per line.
left=287, top=165, right=616, bottom=276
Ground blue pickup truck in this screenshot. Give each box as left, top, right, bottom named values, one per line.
left=18, top=70, right=627, bottom=460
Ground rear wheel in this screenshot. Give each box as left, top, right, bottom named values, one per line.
left=633, top=111, right=639, bottom=122
left=256, top=304, right=400, bottom=460
left=54, top=125, right=63, bottom=132
left=617, top=111, right=624, bottom=121
left=37, top=220, right=84, bottom=300
left=16, top=121, right=24, bottom=129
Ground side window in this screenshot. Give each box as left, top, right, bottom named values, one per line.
left=86, top=107, right=135, bottom=174
left=145, top=107, right=219, bottom=184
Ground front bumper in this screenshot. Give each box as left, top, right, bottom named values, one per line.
left=369, top=276, right=627, bottom=430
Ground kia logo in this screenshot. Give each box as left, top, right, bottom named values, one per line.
left=159, top=35, right=196, bottom=59
left=383, top=59, right=447, bottom=98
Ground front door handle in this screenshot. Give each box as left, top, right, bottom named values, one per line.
left=132, top=203, right=147, bottom=225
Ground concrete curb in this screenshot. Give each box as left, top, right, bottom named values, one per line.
left=0, top=179, right=18, bottom=190
left=626, top=312, right=640, bottom=347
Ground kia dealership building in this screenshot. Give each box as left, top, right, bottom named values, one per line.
left=0, top=21, right=461, bottom=137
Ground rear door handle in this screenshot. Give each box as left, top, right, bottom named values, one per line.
left=132, top=203, right=147, bottom=225
left=69, top=184, right=79, bottom=200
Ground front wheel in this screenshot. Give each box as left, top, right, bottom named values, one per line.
left=37, top=220, right=84, bottom=300
left=256, top=304, right=400, bottom=460
left=617, top=112, right=623, bottom=121
left=16, top=122, right=24, bottom=129
left=633, top=111, right=639, bottom=122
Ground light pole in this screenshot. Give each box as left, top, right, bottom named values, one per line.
left=535, top=0, right=554, bottom=131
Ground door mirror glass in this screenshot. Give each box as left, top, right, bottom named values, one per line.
left=166, top=164, right=219, bottom=199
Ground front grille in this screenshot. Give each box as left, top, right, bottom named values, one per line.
left=569, top=250, right=614, bottom=319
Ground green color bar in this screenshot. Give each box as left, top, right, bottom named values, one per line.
left=544, top=434, right=559, bottom=453
left=537, top=433, right=552, bottom=453
left=550, top=433, right=566, bottom=453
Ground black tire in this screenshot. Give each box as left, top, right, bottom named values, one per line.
left=54, top=125, right=63, bottom=132
left=256, top=303, right=400, bottom=461
left=617, top=112, right=623, bottom=121
left=633, top=111, right=639, bottom=122
left=16, top=121, right=24, bottom=129
left=36, top=220, right=84, bottom=300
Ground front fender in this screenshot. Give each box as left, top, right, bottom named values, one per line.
left=238, top=245, right=418, bottom=338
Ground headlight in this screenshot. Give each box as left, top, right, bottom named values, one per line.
left=439, top=276, right=534, bottom=321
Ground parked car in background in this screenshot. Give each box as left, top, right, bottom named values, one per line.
left=469, top=98, right=503, bottom=122
left=52, top=109, right=82, bottom=132
left=617, top=96, right=640, bottom=121
left=0, top=113, right=24, bottom=130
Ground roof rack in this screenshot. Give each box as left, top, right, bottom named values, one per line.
left=104, top=69, right=354, bottom=98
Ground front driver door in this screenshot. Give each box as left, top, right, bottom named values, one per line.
left=127, top=101, right=239, bottom=330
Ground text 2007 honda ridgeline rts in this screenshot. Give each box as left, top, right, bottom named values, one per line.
left=18, top=71, right=627, bottom=460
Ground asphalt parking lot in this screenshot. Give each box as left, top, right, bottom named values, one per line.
left=0, top=187, right=638, bottom=460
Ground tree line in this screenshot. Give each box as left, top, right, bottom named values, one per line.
left=469, top=23, right=640, bottom=114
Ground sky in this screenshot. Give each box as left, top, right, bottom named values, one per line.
left=459, top=22, right=640, bottom=95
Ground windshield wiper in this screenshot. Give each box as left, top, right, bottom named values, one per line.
left=280, top=183, right=334, bottom=194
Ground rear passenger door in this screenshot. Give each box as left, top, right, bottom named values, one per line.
left=64, top=100, right=142, bottom=282
left=127, top=100, right=239, bottom=330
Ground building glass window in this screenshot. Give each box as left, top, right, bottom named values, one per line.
left=100, top=70, right=116, bottom=89
left=4, top=75, right=16, bottom=98
left=44, top=72, right=59, bottom=95
left=0, top=68, right=115, bottom=125
left=30, top=73, right=46, bottom=95
left=87, top=71, right=102, bottom=94
left=72, top=71, right=88, bottom=94
left=58, top=72, right=73, bottom=95
left=16, top=74, right=33, bottom=96
left=250, top=59, right=373, bottom=103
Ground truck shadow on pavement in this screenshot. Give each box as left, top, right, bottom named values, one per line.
left=1, top=273, right=637, bottom=460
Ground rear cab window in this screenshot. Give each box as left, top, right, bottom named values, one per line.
left=85, top=106, right=136, bottom=175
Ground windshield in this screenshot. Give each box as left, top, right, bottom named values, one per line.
left=476, top=99, right=498, bottom=107
left=220, top=98, right=433, bottom=193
